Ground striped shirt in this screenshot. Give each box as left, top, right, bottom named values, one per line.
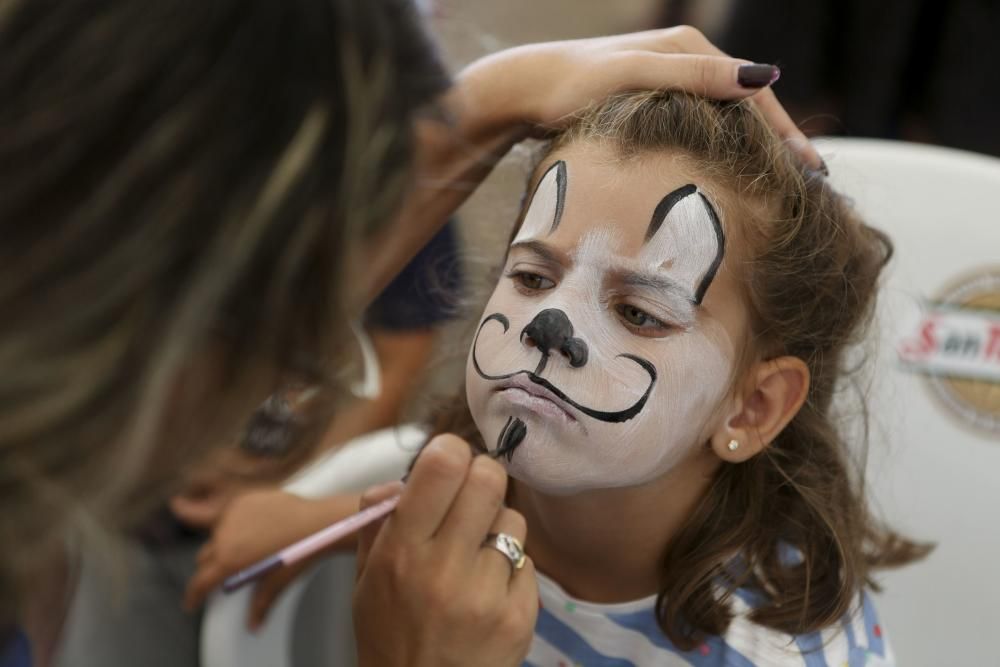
left=526, top=572, right=893, bottom=667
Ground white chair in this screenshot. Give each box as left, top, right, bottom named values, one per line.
left=200, top=424, right=426, bottom=667
left=820, top=138, right=1000, bottom=666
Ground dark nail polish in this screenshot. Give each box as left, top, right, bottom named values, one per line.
left=738, top=64, right=780, bottom=88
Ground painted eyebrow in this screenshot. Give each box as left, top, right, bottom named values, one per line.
left=611, top=269, right=698, bottom=326
left=615, top=269, right=698, bottom=311
left=645, top=183, right=697, bottom=242
left=616, top=269, right=691, bottom=300
left=517, top=160, right=568, bottom=235
left=643, top=184, right=726, bottom=306
left=508, top=239, right=571, bottom=268
left=693, top=192, right=725, bottom=305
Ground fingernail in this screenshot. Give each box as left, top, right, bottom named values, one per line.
left=818, top=158, right=829, bottom=176
left=738, top=64, right=781, bottom=88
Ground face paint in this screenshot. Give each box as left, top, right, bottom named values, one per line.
left=641, top=184, right=725, bottom=305
left=495, top=416, right=527, bottom=461
left=514, top=160, right=567, bottom=243
left=466, top=147, right=738, bottom=495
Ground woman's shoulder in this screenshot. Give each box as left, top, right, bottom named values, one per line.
left=721, top=588, right=894, bottom=667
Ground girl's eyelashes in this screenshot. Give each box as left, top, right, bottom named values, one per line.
left=508, top=270, right=555, bottom=293
left=614, top=303, right=673, bottom=337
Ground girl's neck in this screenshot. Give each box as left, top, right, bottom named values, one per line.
left=509, top=448, right=718, bottom=604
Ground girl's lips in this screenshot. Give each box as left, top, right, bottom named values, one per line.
left=495, top=375, right=577, bottom=423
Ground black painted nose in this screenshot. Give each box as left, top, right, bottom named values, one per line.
left=520, top=308, right=588, bottom=371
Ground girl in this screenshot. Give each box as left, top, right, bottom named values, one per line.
left=447, top=90, right=929, bottom=665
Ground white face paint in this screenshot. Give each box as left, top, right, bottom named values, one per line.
left=465, top=149, right=738, bottom=495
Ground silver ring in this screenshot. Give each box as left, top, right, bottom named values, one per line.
left=483, top=532, right=526, bottom=572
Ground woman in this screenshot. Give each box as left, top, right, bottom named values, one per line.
left=0, top=0, right=820, bottom=665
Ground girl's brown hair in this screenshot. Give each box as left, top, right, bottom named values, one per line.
left=434, top=91, right=930, bottom=647
left=0, top=0, right=448, bottom=618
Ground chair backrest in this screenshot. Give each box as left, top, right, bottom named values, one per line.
left=200, top=425, right=425, bottom=667
left=822, top=138, right=1000, bottom=666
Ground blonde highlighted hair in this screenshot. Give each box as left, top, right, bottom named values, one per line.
left=0, top=0, right=448, bottom=618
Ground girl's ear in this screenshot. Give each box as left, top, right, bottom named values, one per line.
left=710, top=356, right=810, bottom=462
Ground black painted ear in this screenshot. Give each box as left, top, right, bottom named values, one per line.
left=513, top=160, right=568, bottom=241
left=642, top=185, right=725, bottom=305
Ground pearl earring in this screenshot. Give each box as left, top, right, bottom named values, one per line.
left=727, top=439, right=740, bottom=452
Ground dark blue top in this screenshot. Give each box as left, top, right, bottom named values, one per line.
left=366, top=221, right=463, bottom=331
left=0, top=627, right=31, bottom=667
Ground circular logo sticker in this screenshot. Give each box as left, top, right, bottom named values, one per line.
left=897, top=268, right=1000, bottom=438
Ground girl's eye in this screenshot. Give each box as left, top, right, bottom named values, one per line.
left=616, top=304, right=670, bottom=335
left=513, top=272, right=555, bottom=291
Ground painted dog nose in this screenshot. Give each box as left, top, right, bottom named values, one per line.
left=521, top=308, right=588, bottom=369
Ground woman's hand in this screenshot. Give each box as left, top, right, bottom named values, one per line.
left=458, top=26, right=820, bottom=166
left=361, top=26, right=820, bottom=302
left=353, top=435, right=537, bottom=667
left=183, top=488, right=361, bottom=629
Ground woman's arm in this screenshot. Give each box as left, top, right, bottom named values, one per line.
left=360, top=25, right=820, bottom=302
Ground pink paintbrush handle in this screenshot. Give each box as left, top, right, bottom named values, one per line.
left=282, top=494, right=401, bottom=564
left=221, top=435, right=523, bottom=593
left=222, top=494, right=401, bottom=593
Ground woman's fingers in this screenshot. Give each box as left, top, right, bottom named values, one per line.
left=597, top=53, right=822, bottom=170
left=597, top=24, right=720, bottom=55
left=750, top=89, right=825, bottom=169
left=507, top=554, right=539, bottom=627
left=435, top=455, right=508, bottom=556
left=524, top=52, right=780, bottom=128
left=608, top=52, right=780, bottom=100
left=611, top=25, right=824, bottom=170
left=352, top=435, right=537, bottom=666
left=391, top=435, right=472, bottom=543
left=465, top=26, right=820, bottom=171
left=477, top=507, right=528, bottom=593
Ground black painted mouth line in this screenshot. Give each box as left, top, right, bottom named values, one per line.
left=472, top=313, right=657, bottom=424
left=495, top=416, right=527, bottom=462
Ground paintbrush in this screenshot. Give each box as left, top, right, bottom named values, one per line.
left=222, top=417, right=527, bottom=593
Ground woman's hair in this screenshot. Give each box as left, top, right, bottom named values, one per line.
left=0, top=0, right=448, bottom=615
left=434, top=91, right=930, bottom=647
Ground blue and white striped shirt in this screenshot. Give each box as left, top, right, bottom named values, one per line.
left=526, top=572, right=893, bottom=667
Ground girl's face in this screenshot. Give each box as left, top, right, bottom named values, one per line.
left=466, top=142, right=751, bottom=495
